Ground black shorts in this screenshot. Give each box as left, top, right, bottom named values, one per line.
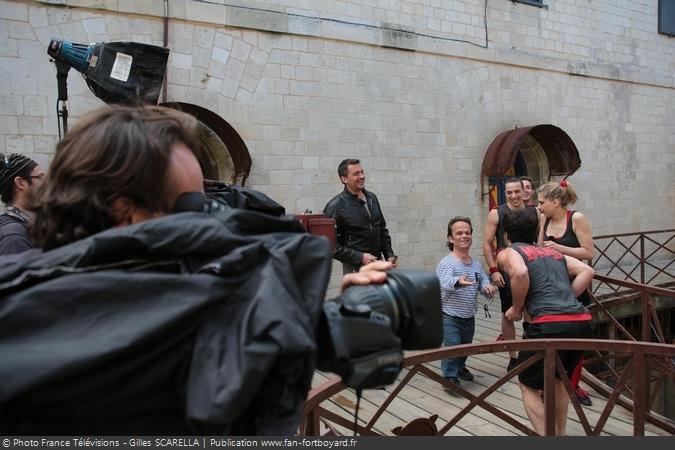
left=498, top=270, right=512, bottom=313
left=517, top=320, right=592, bottom=390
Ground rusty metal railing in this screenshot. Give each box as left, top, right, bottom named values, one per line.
left=300, top=339, right=675, bottom=436
left=587, top=274, right=673, bottom=344
left=591, top=229, right=675, bottom=296
left=302, top=272, right=675, bottom=437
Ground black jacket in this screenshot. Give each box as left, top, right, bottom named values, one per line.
left=323, top=188, right=394, bottom=268
left=0, top=206, right=332, bottom=435
left=0, top=213, right=32, bottom=256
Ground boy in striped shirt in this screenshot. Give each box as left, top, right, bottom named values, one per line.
left=436, top=216, right=496, bottom=387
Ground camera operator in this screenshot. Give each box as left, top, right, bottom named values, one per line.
left=0, top=105, right=394, bottom=435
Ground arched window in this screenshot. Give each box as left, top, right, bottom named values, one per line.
left=161, top=102, right=251, bottom=185
left=481, top=124, right=580, bottom=208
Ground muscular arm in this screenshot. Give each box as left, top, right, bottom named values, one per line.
left=497, top=248, right=530, bottom=314
left=483, top=209, right=505, bottom=286
left=564, top=255, right=595, bottom=298
left=483, top=209, right=499, bottom=268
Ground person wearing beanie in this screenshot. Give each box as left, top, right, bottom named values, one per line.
left=0, top=153, right=45, bottom=255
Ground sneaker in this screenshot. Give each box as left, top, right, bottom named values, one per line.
left=443, top=378, right=461, bottom=394
left=507, top=357, right=518, bottom=372
left=575, top=387, right=592, bottom=406
left=457, top=367, right=474, bottom=381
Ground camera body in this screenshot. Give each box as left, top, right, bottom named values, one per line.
left=317, top=270, right=442, bottom=389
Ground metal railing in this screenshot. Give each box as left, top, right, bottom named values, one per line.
left=301, top=274, right=675, bottom=436
left=301, top=339, right=675, bottom=436
left=591, top=229, right=675, bottom=296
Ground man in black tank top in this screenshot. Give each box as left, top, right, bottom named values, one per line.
left=496, top=208, right=594, bottom=436
left=483, top=177, right=537, bottom=371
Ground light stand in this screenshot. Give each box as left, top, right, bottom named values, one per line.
left=55, top=60, right=71, bottom=138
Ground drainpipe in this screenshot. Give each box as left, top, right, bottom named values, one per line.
left=162, top=0, right=169, bottom=103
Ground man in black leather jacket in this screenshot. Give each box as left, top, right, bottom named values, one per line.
left=323, top=159, right=397, bottom=273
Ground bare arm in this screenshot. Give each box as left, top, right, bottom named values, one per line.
left=483, top=209, right=505, bottom=286
left=564, top=255, right=595, bottom=297
left=497, top=248, right=530, bottom=320
left=570, top=212, right=594, bottom=261
left=537, top=213, right=546, bottom=245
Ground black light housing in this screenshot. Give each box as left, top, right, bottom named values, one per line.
left=48, top=39, right=170, bottom=105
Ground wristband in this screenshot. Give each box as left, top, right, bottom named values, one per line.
left=489, top=267, right=499, bottom=274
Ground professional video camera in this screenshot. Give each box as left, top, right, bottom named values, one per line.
left=174, top=186, right=443, bottom=390
left=317, top=269, right=441, bottom=389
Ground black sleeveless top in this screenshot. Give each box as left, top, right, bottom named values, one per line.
left=511, top=243, right=588, bottom=319
left=495, top=205, right=510, bottom=250
left=543, top=210, right=592, bottom=305
left=543, top=210, right=580, bottom=248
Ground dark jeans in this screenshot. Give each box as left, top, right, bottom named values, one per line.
left=442, top=314, right=475, bottom=379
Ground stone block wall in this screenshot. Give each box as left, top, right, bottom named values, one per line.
left=1, top=0, right=673, bottom=293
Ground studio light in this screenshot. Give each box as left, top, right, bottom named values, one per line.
left=47, top=39, right=170, bottom=136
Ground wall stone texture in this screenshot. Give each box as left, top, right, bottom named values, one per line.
left=1, top=0, right=673, bottom=293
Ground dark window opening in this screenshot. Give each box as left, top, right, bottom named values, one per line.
left=511, top=0, right=546, bottom=8
left=659, top=0, right=675, bottom=37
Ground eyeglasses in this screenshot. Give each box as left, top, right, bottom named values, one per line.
left=23, top=174, right=45, bottom=182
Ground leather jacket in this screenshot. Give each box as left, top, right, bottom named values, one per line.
left=323, top=187, right=394, bottom=267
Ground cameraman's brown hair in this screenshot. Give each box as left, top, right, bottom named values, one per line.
left=30, top=105, right=202, bottom=250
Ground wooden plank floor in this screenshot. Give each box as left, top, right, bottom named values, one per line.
left=310, top=299, right=672, bottom=436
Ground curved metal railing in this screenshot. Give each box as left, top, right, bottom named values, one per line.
left=302, top=272, right=675, bottom=437
left=301, top=339, right=675, bottom=436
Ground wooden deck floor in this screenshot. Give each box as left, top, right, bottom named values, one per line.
left=309, top=300, right=672, bottom=436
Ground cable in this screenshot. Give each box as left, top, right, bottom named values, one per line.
left=353, top=388, right=362, bottom=436
left=56, top=99, right=62, bottom=140
left=196, top=0, right=489, bottom=49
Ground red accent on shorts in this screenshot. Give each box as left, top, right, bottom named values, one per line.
left=531, top=313, right=592, bottom=324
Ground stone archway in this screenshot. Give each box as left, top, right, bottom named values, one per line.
left=161, top=102, right=252, bottom=185
left=481, top=124, right=580, bottom=208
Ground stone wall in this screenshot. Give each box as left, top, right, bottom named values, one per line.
left=1, top=0, right=673, bottom=291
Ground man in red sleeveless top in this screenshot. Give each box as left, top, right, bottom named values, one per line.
left=497, top=208, right=594, bottom=436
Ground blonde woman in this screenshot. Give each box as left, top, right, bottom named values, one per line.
left=537, top=180, right=595, bottom=407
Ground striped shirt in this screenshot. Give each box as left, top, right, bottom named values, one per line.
left=436, top=254, right=490, bottom=319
